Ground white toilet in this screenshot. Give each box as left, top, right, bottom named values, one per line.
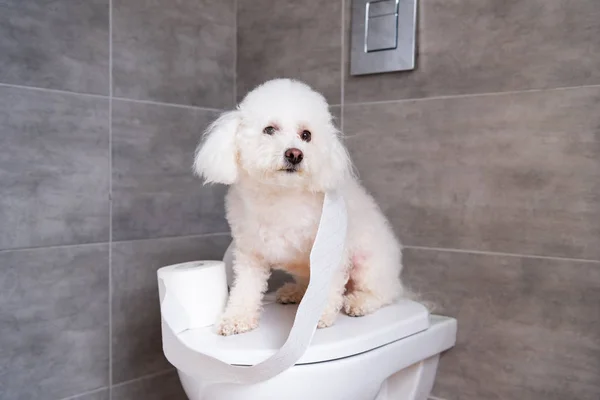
left=160, top=243, right=457, bottom=400
left=167, top=293, right=456, bottom=400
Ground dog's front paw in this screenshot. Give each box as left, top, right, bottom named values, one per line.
left=276, top=282, right=306, bottom=304
left=317, top=312, right=338, bottom=329
left=217, top=314, right=259, bottom=336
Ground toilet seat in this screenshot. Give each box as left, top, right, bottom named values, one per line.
left=177, top=316, right=456, bottom=400
left=176, top=296, right=429, bottom=366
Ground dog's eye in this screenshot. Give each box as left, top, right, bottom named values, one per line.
left=300, top=130, right=312, bottom=142
left=263, top=126, right=276, bottom=135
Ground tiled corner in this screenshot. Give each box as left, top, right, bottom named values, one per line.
left=111, top=234, right=231, bottom=384
left=0, top=0, right=109, bottom=94
left=111, top=100, right=228, bottom=241
left=344, top=0, right=600, bottom=103
left=112, top=371, right=186, bottom=400
left=344, top=86, right=600, bottom=260
left=113, top=0, right=235, bottom=108
left=0, top=86, right=110, bottom=250
left=403, top=248, right=600, bottom=400
left=0, top=244, right=109, bottom=400
left=236, top=0, right=342, bottom=104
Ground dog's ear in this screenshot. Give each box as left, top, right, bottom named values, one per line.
left=312, top=128, right=353, bottom=192
left=193, top=110, right=240, bottom=184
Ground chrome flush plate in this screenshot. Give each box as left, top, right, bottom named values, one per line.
left=350, top=0, right=417, bottom=75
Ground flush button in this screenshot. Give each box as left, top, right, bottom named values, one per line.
left=365, top=1, right=399, bottom=52
left=368, top=0, right=397, bottom=17
left=350, top=0, right=417, bottom=75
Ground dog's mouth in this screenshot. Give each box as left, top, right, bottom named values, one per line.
left=278, top=164, right=301, bottom=173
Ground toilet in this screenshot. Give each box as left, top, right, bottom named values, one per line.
left=166, top=293, right=456, bottom=400
left=161, top=244, right=457, bottom=400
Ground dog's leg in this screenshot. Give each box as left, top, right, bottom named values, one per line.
left=317, top=266, right=350, bottom=329
left=218, top=252, right=270, bottom=336
left=276, top=275, right=309, bottom=304
left=343, top=248, right=403, bottom=317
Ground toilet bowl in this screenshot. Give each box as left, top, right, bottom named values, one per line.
left=164, top=294, right=457, bottom=400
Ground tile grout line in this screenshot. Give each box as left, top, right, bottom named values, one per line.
left=0, top=241, right=109, bottom=254
left=340, top=0, right=345, bottom=133
left=57, top=367, right=175, bottom=400
left=111, top=96, right=222, bottom=112
left=2, top=235, right=597, bottom=265
left=0, top=81, right=108, bottom=99
left=3, top=81, right=600, bottom=113
left=342, top=82, right=600, bottom=107
left=108, top=0, right=114, bottom=398
left=57, top=386, right=109, bottom=400
left=0, top=82, right=222, bottom=112
left=111, top=231, right=231, bottom=245
left=110, top=368, right=175, bottom=390
left=0, top=232, right=233, bottom=254
left=0, top=82, right=108, bottom=99
left=233, top=0, right=238, bottom=106
left=403, top=245, right=600, bottom=264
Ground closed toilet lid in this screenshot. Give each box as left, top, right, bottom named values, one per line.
left=177, top=296, right=429, bottom=365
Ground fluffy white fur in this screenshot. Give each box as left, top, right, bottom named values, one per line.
left=194, top=79, right=404, bottom=336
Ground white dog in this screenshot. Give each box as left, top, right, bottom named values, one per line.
left=194, top=79, right=404, bottom=336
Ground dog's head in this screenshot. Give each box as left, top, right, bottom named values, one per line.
left=193, top=79, right=351, bottom=192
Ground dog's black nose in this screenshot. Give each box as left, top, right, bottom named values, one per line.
left=284, top=148, right=303, bottom=165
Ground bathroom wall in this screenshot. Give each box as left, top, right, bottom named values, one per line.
left=0, top=1, right=234, bottom=399
left=2, top=1, right=599, bottom=399
left=237, top=1, right=600, bottom=400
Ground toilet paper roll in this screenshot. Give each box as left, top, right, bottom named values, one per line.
left=157, top=261, right=228, bottom=333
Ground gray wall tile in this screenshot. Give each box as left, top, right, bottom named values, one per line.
left=0, top=0, right=109, bottom=94
left=113, top=0, right=235, bottom=108
left=330, top=105, right=342, bottom=130
left=111, top=100, right=228, bottom=241
left=237, top=0, right=342, bottom=104
left=403, top=248, right=600, bottom=400
left=112, top=371, right=186, bottom=400
left=111, top=234, right=231, bottom=383
left=344, top=87, right=600, bottom=260
left=344, top=0, right=600, bottom=103
left=0, top=244, right=109, bottom=400
left=268, top=270, right=294, bottom=293
left=0, top=87, right=110, bottom=250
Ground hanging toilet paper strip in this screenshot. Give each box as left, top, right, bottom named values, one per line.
left=158, top=190, right=347, bottom=384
